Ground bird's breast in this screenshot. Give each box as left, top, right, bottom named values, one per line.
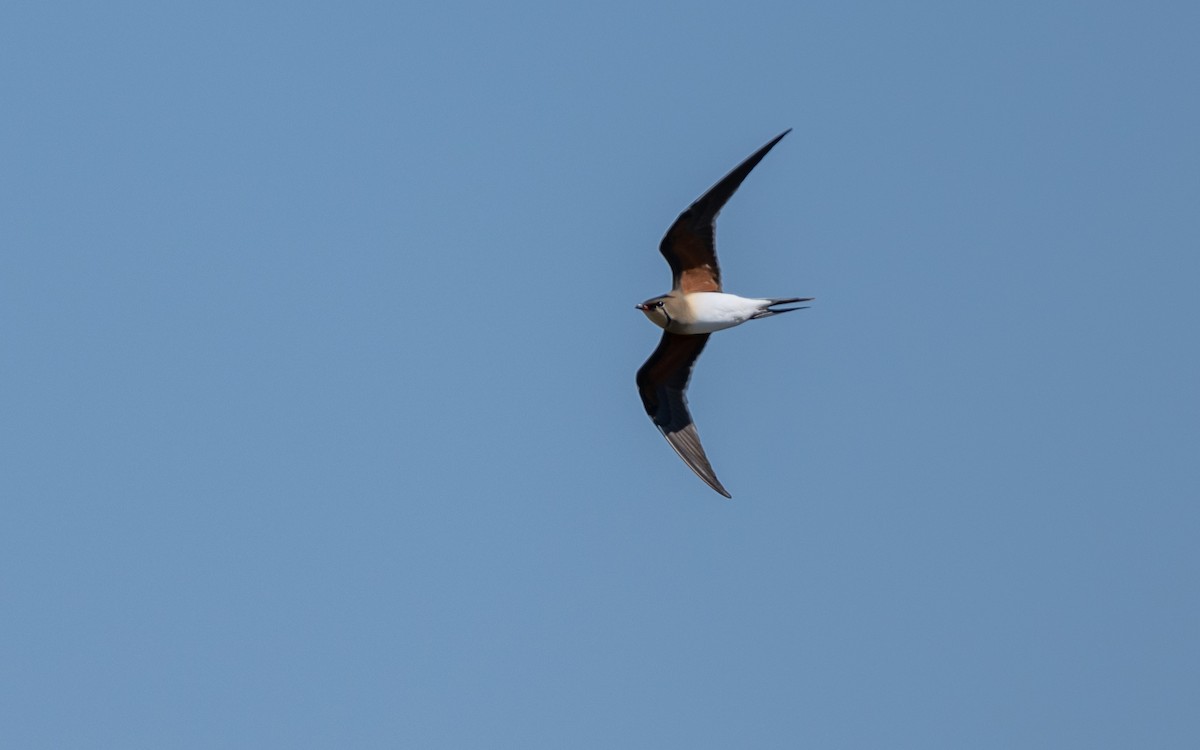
left=674, top=293, right=763, bottom=334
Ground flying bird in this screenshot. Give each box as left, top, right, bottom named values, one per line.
left=636, top=130, right=811, bottom=498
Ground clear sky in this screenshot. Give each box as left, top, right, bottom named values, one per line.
left=3, top=1, right=1198, bottom=747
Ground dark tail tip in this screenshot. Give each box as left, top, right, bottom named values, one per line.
left=769, top=296, right=814, bottom=313
left=750, top=297, right=814, bottom=319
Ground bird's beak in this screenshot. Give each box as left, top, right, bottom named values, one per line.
left=635, top=304, right=647, bottom=311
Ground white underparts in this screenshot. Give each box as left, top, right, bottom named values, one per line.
left=671, top=293, right=771, bottom=334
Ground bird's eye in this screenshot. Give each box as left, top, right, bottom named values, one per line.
left=656, top=301, right=665, bottom=308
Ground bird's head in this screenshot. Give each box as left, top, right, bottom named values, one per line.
left=635, top=297, right=671, bottom=329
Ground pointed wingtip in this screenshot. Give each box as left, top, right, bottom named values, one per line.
left=658, top=423, right=733, bottom=500
left=705, top=479, right=733, bottom=499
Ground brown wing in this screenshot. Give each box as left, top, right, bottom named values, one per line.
left=659, top=129, right=792, bottom=294
left=635, top=332, right=731, bottom=498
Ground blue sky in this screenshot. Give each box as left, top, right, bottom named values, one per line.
left=3, top=1, right=1198, bottom=747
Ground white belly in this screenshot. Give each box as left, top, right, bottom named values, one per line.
left=674, top=293, right=765, bottom=334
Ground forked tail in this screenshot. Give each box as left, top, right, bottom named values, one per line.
left=750, top=297, right=814, bottom=319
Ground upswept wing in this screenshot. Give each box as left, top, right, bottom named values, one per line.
left=658, top=129, right=791, bottom=294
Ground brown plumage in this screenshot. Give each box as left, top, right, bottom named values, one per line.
left=658, top=129, right=791, bottom=294
left=637, top=130, right=797, bottom=498
left=635, top=332, right=727, bottom=497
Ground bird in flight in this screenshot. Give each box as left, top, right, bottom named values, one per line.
left=636, top=130, right=811, bottom=498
